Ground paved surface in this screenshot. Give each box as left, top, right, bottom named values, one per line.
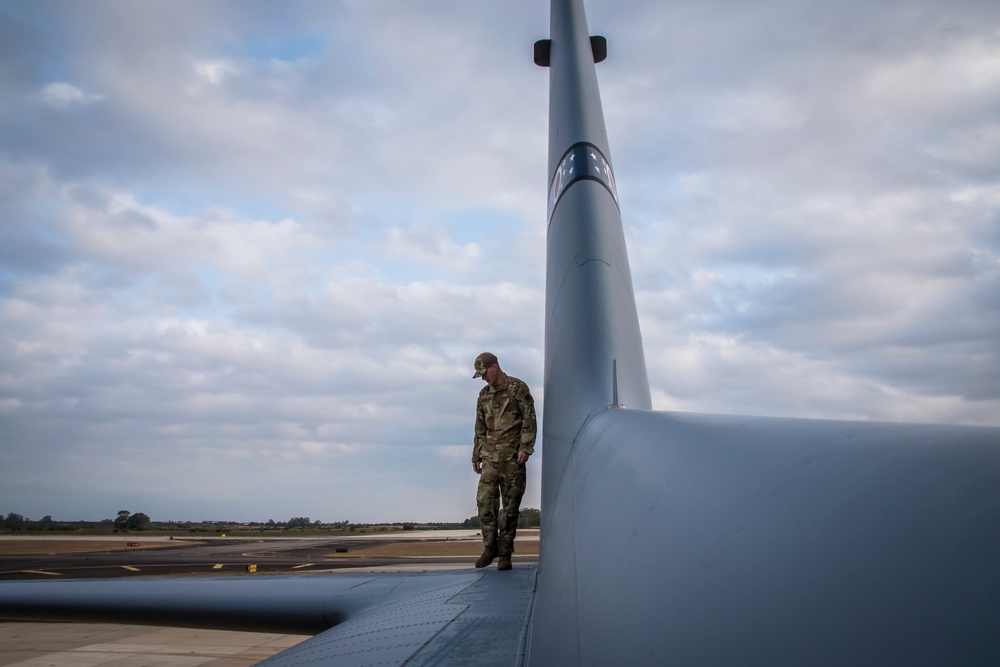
left=0, top=622, right=309, bottom=666
left=0, top=532, right=510, bottom=580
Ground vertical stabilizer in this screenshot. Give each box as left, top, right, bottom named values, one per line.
left=540, top=0, right=651, bottom=515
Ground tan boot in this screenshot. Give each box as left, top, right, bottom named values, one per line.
left=475, top=544, right=498, bottom=569
left=498, top=554, right=512, bottom=570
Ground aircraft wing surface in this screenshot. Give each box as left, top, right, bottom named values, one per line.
left=0, top=567, right=537, bottom=666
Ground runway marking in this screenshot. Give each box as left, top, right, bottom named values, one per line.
left=213, top=564, right=224, bottom=569
left=121, top=565, right=140, bottom=572
left=292, top=563, right=315, bottom=569
left=22, top=569, right=61, bottom=576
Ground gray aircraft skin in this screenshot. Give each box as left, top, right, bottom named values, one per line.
left=3, top=0, right=1000, bottom=665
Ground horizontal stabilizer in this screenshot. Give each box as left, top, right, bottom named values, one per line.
left=0, top=571, right=480, bottom=635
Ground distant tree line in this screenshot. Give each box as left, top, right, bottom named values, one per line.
left=2, top=510, right=541, bottom=533
left=461, top=507, right=541, bottom=529
left=113, top=510, right=151, bottom=532
left=2, top=512, right=112, bottom=533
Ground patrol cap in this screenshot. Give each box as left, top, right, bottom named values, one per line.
left=473, top=352, right=499, bottom=378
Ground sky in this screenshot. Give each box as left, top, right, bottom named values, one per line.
left=1, top=0, right=998, bottom=524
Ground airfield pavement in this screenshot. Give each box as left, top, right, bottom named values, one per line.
left=0, top=623, right=309, bottom=666
left=0, top=531, right=539, bottom=665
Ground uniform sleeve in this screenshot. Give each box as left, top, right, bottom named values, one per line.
left=473, top=395, right=487, bottom=463
left=517, top=383, right=537, bottom=455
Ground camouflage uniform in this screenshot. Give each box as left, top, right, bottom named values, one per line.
left=473, top=375, right=536, bottom=556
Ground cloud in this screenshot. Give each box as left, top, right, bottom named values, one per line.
left=382, top=220, right=484, bottom=276
left=1, top=0, right=997, bottom=524
left=0, top=150, right=543, bottom=521
left=193, top=59, right=240, bottom=86
left=611, top=0, right=1000, bottom=429
left=38, top=82, right=104, bottom=108
left=696, top=88, right=808, bottom=131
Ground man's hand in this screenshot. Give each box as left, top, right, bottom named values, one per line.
left=473, top=460, right=482, bottom=474
left=516, top=451, right=530, bottom=465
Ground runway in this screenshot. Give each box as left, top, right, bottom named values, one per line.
left=0, top=530, right=539, bottom=580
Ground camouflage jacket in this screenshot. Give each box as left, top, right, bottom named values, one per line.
left=473, top=375, right=537, bottom=465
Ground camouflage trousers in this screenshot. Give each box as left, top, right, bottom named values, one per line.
left=477, top=459, right=526, bottom=556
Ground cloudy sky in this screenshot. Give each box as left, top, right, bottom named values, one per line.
left=2, top=0, right=998, bottom=524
